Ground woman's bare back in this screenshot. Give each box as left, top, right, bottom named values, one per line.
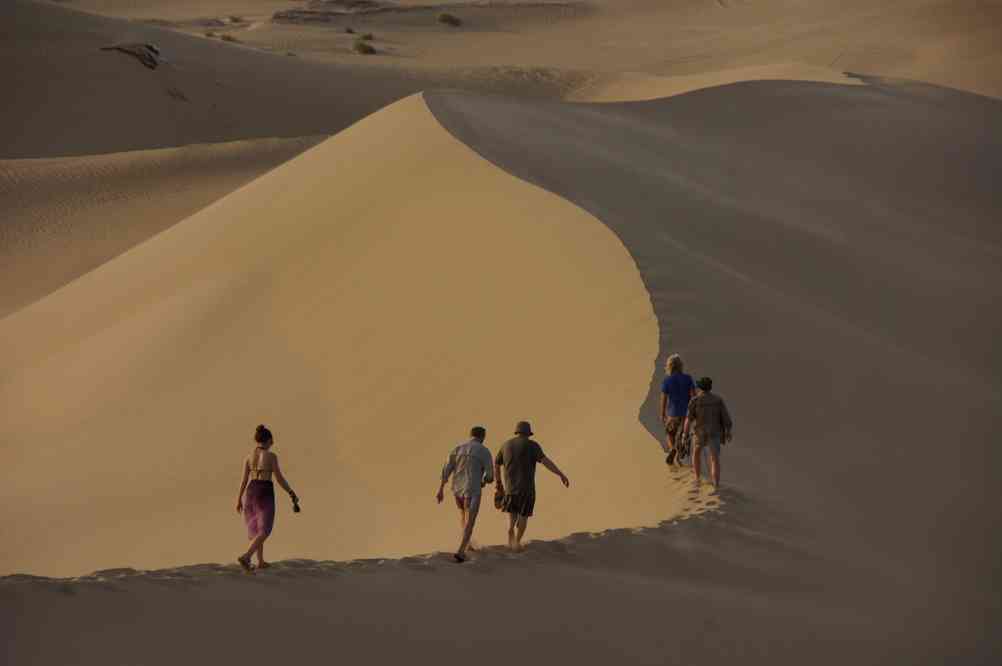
left=248, top=447, right=276, bottom=481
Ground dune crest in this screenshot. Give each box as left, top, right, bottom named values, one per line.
left=571, top=63, right=864, bottom=102
left=0, top=93, right=691, bottom=578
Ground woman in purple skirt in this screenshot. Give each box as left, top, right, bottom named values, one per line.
left=235, top=424, right=299, bottom=572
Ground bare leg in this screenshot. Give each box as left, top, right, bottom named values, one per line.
left=255, top=540, right=268, bottom=568
left=665, top=428, right=677, bottom=464
left=709, top=449, right=721, bottom=489
left=692, top=445, right=703, bottom=486
left=239, top=533, right=268, bottom=571
left=507, top=513, right=518, bottom=550
left=514, top=515, right=528, bottom=550
left=457, top=496, right=482, bottom=557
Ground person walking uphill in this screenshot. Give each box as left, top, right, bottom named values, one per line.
left=659, top=353, right=695, bottom=466
left=437, top=425, right=494, bottom=563
left=235, top=424, right=300, bottom=573
left=682, top=378, right=733, bottom=490
left=494, top=421, right=569, bottom=551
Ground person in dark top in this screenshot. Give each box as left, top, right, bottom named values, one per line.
left=682, top=377, right=734, bottom=490
left=235, top=424, right=299, bottom=573
left=494, top=421, right=569, bottom=551
left=659, top=353, right=696, bottom=466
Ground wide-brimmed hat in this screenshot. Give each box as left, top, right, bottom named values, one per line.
left=696, top=376, right=713, bottom=391
left=514, top=420, right=533, bottom=436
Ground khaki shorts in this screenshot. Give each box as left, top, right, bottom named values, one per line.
left=694, top=433, right=722, bottom=458
left=665, top=416, right=685, bottom=438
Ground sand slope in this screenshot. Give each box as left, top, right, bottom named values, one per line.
left=0, top=93, right=699, bottom=578
left=425, top=78, right=1002, bottom=660
left=0, top=136, right=323, bottom=316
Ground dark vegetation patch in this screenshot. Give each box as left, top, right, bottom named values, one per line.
left=353, top=37, right=377, bottom=54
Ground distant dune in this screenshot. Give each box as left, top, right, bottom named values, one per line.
left=0, top=136, right=323, bottom=316
left=3, top=1, right=1001, bottom=665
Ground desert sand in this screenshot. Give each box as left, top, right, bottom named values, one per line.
left=2, top=0, right=1001, bottom=664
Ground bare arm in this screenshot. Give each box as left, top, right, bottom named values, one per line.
left=659, top=393, right=668, bottom=423
left=480, top=448, right=494, bottom=486
left=494, top=461, right=504, bottom=495
left=272, top=454, right=296, bottom=498
left=437, top=452, right=456, bottom=503
left=236, top=458, right=250, bottom=513
left=721, top=400, right=734, bottom=442
left=682, top=400, right=695, bottom=437
left=540, top=456, right=569, bottom=488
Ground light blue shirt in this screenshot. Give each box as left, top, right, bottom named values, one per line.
left=442, top=438, right=494, bottom=498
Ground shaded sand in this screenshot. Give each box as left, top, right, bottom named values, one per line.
left=62, top=0, right=1002, bottom=99
left=0, top=0, right=572, bottom=159
left=0, top=136, right=323, bottom=316
left=425, top=78, right=1002, bottom=661
left=0, top=93, right=692, bottom=578
left=571, top=63, right=864, bottom=102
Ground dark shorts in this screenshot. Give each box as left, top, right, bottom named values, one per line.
left=501, top=492, right=536, bottom=518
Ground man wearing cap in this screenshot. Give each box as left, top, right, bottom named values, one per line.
left=682, top=377, right=733, bottom=490
left=494, top=421, right=570, bottom=551
left=437, top=425, right=494, bottom=563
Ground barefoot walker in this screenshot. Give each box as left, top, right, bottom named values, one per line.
left=437, top=425, right=494, bottom=563
left=494, top=421, right=569, bottom=551
left=659, top=353, right=695, bottom=466
left=682, top=378, right=733, bottom=490
left=235, top=424, right=299, bottom=572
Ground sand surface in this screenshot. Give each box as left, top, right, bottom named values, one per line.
left=63, top=0, right=1002, bottom=98
left=0, top=136, right=323, bottom=316
left=3, top=1, right=1002, bottom=664
left=0, top=93, right=696, bottom=577
left=425, top=79, right=1002, bottom=659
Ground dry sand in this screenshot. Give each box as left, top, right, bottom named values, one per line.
left=0, top=93, right=694, bottom=578
left=3, top=0, right=1002, bottom=664
left=0, top=136, right=323, bottom=316
left=425, top=78, right=1002, bottom=661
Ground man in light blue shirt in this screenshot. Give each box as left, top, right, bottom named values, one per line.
left=436, top=425, right=494, bottom=562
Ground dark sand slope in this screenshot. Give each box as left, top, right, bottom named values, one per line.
left=0, top=0, right=578, bottom=159
left=424, top=81, right=1002, bottom=661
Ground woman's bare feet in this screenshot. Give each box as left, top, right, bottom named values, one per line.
left=237, top=554, right=253, bottom=573
left=257, top=561, right=271, bottom=570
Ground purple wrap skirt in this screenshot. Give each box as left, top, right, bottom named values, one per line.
left=243, top=480, right=275, bottom=539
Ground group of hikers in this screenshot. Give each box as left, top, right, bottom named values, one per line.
left=234, top=353, right=732, bottom=571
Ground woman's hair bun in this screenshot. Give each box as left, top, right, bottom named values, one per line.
left=254, top=424, right=273, bottom=444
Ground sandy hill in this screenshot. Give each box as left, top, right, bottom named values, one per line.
left=64, top=0, right=1002, bottom=99
left=1, top=0, right=587, bottom=315
left=3, top=1, right=1002, bottom=665
left=0, top=93, right=700, bottom=579
left=425, top=77, right=1002, bottom=659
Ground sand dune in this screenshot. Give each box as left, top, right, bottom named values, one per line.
left=425, top=78, right=1002, bottom=660
left=4, top=77, right=998, bottom=665
left=61, top=0, right=1002, bottom=98
left=0, top=93, right=698, bottom=578
left=1, top=0, right=491, bottom=158
left=4, top=1, right=1002, bottom=664
left=0, top=136, right=323, bottom=316
left=570, top=63, right=863, bottom=102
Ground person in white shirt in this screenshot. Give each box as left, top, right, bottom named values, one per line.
left=436, top=425, right=494, bottom=562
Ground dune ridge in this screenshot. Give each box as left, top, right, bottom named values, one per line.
left=0, top=92, right=699, bottom=579
left=424, top=77, right=1002, bottom=661
left=4, top=1, right=1002, bottom=664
